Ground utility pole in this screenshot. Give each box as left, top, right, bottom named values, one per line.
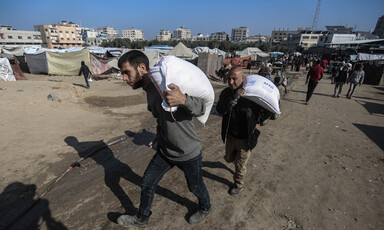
left=312, top=0, right=321, bottom=31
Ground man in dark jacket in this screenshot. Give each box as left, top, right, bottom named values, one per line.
left=216, top=67, right=270, bottom=196
left=78, top=61, right=91, bottom=88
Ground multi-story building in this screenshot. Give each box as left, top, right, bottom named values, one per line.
left=122, top=27, right=145, bottom=41
left=231, top=27, right=249, bottom=43
left=34, top=21, right=84, bottom=49
left=190, top=33, right=210, bottom=41
left=246, top=35, right=267, bottom=45
left=0, top=25, right=42, bottom=46
left=173, top=27, right=191, bottom=40
left=271, top=29, right=301, bottom=45
left=97, top=26, right=119, bottom=37
left=210, top=32, right=228, bottom=41
left=156, top=30, right=171, bottom=41
left=373, top=15, right=384, bottom=38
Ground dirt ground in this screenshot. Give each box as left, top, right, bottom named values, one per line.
left=0, top=67, right=383, bottom=230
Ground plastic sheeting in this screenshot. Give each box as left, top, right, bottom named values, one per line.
left=356, top=53, right=384, bottom=61
left=90, top=53, right=118, bottom=74
left=46, top=48, right=90, bottom=76
left=236, top=47, right=269, bottom=60
left=0, top=58, right=16, bottom=81
left=25, top=52, right=48, bottom=74
left=167, top=42, right=197, bottom=60
left=193, top=47, right=226, bottom=56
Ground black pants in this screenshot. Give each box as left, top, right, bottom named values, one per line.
left=306, top=80, right=318, bottom=102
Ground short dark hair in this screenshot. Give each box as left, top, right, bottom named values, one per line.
left=316, top=60, right=321, bottom=65
left=274, top=76, right=281, bottom=83
left=118, top=50, right=149, bottom=71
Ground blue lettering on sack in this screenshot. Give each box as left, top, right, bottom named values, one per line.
left=245, top=80, right=257, bottom=87
left=263, top=81, right=274, bottom=89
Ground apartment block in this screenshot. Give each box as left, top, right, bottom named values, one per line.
left=231, top=27, right=249, bottom=43
left=122, top=27, right=145, bottom=41
left=156, top=30, right=171, bottom=41
left=210, top=32, right=228, bottom=41
left=173, top=27, right=191, bottom=40
left=0, top=25, right=42, bottom=46
left=34, top=21, right=84, bottom=49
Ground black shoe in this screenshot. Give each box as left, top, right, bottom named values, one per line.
left=188, top=206, right=212, bottom=224
left=117, top=212, right=151, bottom=228
left=229, top=185, right=243, bottom=196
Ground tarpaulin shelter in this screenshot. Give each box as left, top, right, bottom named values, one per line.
left=235, top=47, right=269, bottom=61
left=25, top=52, right=48, bottom=74
left=90, top=53, right=119, bottom=75
left=167, top=42, right=197, bottom=60
left=1, top=45, right=30, bottom=73
left=0, top=53, right=26, bottom=80
left=144, top=51, right=160, bottom=68
left=46, top=48, right=90, bottom=76
left=193, top=47, right=226, bottom=57
left=0, top=58, right=15, bottom=81
left=223, top=56, right=252, bottom=67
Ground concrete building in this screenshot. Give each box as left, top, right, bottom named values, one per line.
left=246, top=35, right=267, bottom=45
left=156, top=30, right=171, bottom=41
left=271, top=29, right=301, bottom=44
left=0, top=25, right=42, bottom=46
left=318, top=33, right=356, bottom=47
left=122, top=27, right=145, bottom=41
left=34, top=21, right=84, bottom=49
left=231, top=27, right=249, bottom=43
left=373, top=15, right=384, bottom=38
left=97, top=26, right=119, bottom=37
left=190, top=33, right=210, bottom=41
left=298, top=31, right=323, bottom=49
left=173, top=27, right=191, bottom=40
left=210, top=32, right=228, bottom=41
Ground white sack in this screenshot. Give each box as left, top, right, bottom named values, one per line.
left=242, top=74, right=281, bottom=114
left=0, top=58, right=16, bottom=81
left=149, top=55, right=215, bottom=125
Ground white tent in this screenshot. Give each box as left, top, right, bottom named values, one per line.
left=167, top=42, right=197, bottom=60
left=235, top=47, right=269, bottom=60
left=193, top=47, right=226, bottom=56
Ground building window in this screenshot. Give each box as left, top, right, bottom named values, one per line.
left=28, top=36, right=32, bottom=39
left=8, top=36, right=13, bottom=39
left=311, top=36, right=317, bottom=39
left=18, top=36, right=22, bottom=39
left=67, top=38, right=70, bottom=40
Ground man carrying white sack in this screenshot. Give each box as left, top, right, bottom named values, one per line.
left=216, top=67, right=271, bottom=196
left=116, top=50, right=211, bottom=228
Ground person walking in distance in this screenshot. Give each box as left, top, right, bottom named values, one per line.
left=78, top=61, right=91, bottom=88
left=346, top=65, right=365, bottom=99
left=116, top=50, right=211, bottom=228
left=333, top=65, right=349, bottom=98
left=305, top=60, right=324, bottom=105
left=216, top=67, right=271, bottom=196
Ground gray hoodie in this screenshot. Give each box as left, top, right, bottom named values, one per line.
left=145, top=81, right=206, bottom=162
left=347, top=70, right=365, bottom=84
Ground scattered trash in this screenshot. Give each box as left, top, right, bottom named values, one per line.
left=343, top=166, right=352, bottom=172
left=0, top=87, right=6, bottom=90
left=47, top=93, right=61, bottom=102
left=317, top=123, right=321, bottom=125
left=17, top=90, right=23, bottom=92
left=335, top=126, right=339, bottom=128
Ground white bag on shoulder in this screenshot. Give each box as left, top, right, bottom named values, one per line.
left=149, top=55, right=215, bottom=125
left=242, top=74, right=281, bottom=114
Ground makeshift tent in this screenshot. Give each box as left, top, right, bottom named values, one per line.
left=0, top=58, right=15, bottom=81
left=223, top=56, right=252, bottom=67
left=193, top=47, right=226, bottom=56
left=25, top=52, right=49, bottom=74
left=90, top=53, right=119, bottom=74
left=197, top=53, right=219, bottom=76
left=46, top=48, right=90, bottom=76
left=167, top=42, right=197, bottom=60
left=356, top=53, right=384, bottom=61
left=235, top=47, right=269, bottom=61
left=144, top=45, right=173, bottom=54
left=1, top=45, right=30, bottom=73
left=144, top=51, right=160, bottom=67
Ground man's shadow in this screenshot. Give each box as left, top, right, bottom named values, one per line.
left=72, top=83, right=88, bottom=89
left=0, top=182, right=67, bottom=230
left=64, top=134, right=203, bottom=222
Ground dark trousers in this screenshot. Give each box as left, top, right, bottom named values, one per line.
left=83, top=73, right=89, bottom=87
left=347, top=83, right=359, bottom=97
left=139, top=150, right=211, bottom=216
left=306, top=80, right=318, bottom=102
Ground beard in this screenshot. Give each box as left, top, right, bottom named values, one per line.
left=131, top=69, right=143, bottom=89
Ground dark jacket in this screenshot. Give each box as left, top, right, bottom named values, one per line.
left=216, top=86, right=271, bottom=150
left=334, top=70, right=348, bottom=83
left=79, top=64, right=90, bottom=76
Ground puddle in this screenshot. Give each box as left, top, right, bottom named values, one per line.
left=85, top=95, right=146, bottom=108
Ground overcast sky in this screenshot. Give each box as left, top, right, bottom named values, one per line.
left=1, top=0, right=383, bottom=39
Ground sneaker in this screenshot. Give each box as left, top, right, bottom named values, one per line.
left=337, top=95, right=340, bottom=98
left=188, top=206, right=212, bottom=224
left=117, top=212, right=151, bottom=228
left=229, top=185, right=243, bottom=196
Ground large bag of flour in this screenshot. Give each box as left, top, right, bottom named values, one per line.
left=242, top=74, right=281, bottom=114
left=149, top=55, right=215, bottom=125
